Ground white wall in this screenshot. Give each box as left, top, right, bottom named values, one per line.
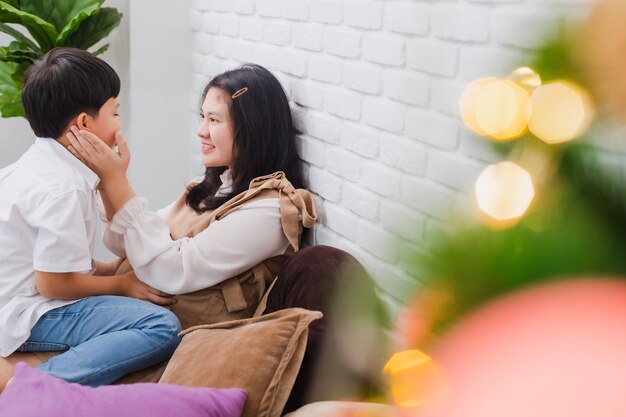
left=0, top=113, right=30, bottom=168
left=128, top=0, right=193, bottom=209
left=189, top=0, right=593, bottom=310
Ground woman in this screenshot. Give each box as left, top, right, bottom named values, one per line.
left=68, top=64, right=317, bottom=330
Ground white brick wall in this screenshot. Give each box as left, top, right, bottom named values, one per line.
left=188, top=0, right=592, bottom=312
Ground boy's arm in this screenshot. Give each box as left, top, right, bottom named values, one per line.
left=34, top=270, right=176, bottom=306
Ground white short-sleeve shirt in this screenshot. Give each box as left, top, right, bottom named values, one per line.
left=0, top=138, right=99, bottom=356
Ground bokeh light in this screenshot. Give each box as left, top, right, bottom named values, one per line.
left=528, top=81, right=594, bottom=144
left=460, top=78, right=530, bottom=141
left=384, top=349, right=441, bottom=409
left=509, top=67, right=542, bottom=92
left=459, top=77, right=497, bottom=137
left=475, top=161, right=535, bottom=223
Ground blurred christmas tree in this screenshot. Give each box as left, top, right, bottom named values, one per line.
left=400, top=0, right=626, bottom=341
left=381, top=2, right=626, bottom=415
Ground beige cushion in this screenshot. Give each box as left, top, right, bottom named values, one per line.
left=159, top=308, right=323, bottom=417
left=284, top=401, right=398, bottom=417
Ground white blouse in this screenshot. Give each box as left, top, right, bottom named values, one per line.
left=103, top=171, right=289, bottom=294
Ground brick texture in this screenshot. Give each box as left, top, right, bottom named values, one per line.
left=189, top=0, right=592, bottom=313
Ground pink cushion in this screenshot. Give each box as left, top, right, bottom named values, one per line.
left=0, top=363, right=246, bottom=417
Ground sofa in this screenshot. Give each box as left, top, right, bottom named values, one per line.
left=5, top=245, right=398, bottom=417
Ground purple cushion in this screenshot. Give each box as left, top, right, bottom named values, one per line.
left=0, top=363, right=246, bottom=417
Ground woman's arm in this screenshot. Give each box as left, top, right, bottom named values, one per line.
left=108, top=198, right=289, bottom=294
left=102, top=198, right=179, bottom=258
left=93, top=258, right=123, bottom=276
left=34, top=269, right=175, bottom=305
left=99, top=188, right=116, bottom=222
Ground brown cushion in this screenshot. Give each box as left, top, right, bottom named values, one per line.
left=159, top=308, right=322, bottom=417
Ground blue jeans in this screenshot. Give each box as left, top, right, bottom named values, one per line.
left=18, top=295, right=181, bottom=386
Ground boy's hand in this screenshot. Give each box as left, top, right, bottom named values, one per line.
left=118, top=271, right=177, bottom=307
left=67, top=127, right=130, bottom=182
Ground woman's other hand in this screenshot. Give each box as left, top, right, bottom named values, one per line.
left=94, top=258, right=125, bottom=276
left=66, top=127, right=130, bottom=182
left=118, top=271, right=177, bottom=307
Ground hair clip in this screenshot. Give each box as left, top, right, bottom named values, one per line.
left=232, top=87, right=249, bottom=99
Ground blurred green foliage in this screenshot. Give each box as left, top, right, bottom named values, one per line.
left=414, top=142, right=626, bottom=334
left=0, top=0, right=122, bottom=117
left=406, top=21, right=626, bottom=336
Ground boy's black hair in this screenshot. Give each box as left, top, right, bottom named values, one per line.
left=186, top=63, right=305, bottom=212
left=21, top=47, right=120, bottom=139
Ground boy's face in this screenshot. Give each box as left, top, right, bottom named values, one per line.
left=86, top=97, right=121, bottom=148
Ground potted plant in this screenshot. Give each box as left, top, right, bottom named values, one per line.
left=0, top=0, right=122, bottom=117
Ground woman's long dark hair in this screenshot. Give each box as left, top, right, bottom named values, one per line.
left=186, top=64, right=305, bottom=212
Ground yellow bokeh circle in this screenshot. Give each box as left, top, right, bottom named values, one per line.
left=384, top=349, right=440, bottom=408
left=460, top=77, right=498, bottom=137
left=528, top=81, right=594, bottom=144
left=460, top=78, right=530, bottom=141
left=509, top=66, right=542, bottom=92
left=475, top=161, right=535, bottom=223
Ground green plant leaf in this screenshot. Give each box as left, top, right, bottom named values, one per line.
left=91, top=42, right=109, bottom=56
left=0, top=60, right=19, bottom=95
left=0, top=1, right=57, bottom=51
left=56, top=1, right=102, bottom=45
left=9, top=60, right=27, bottom=83
left=0, top=59, right=22, bottom=118
left=0, top=1, right=21, bottom=9
left=20, top=0, right=103, bottom=33
left=63, top=7, right=121, bottom=51
left=0, top=93, right=24, bottom=117
left=0, top=48, right=36, bottom=63
left=0, top=40, right=38, bottom=63
left=0, top=22, right=38, bottom=51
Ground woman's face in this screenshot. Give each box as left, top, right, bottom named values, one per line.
left=197, top=87, right=234, bottom=169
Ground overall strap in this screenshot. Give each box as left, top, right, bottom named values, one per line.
left=210, top=171, right=317, bottom=251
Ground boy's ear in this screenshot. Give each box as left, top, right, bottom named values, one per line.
left=76, top=112, right=90, bottom=129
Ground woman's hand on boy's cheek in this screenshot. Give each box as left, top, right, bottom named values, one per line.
left=66, top=127, right=97, bottom=165
left=66, top=127, right=130, bottom=181
left=67, top=125, right=87, bottom=164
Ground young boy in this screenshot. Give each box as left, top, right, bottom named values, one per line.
left=0, top=48, right=180, bottom=390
